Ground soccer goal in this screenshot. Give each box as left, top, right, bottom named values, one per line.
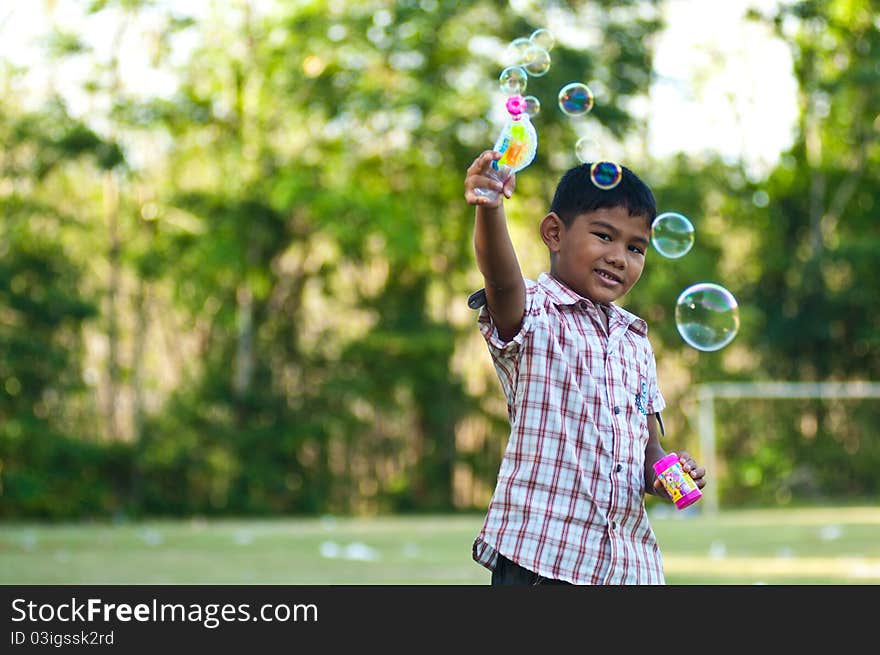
left=691, top=381, right=880, bottom=514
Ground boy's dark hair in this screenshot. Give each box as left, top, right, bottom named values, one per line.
left=550, top=163, right=657, bottom=229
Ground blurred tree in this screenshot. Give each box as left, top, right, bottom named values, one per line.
left=0, top=96, right=121, bottom=516
left=122, top=0, right=667, bottom=513
left=20, top=0, right=877, bottom=516
left=708, top=0, right=880, bottom=505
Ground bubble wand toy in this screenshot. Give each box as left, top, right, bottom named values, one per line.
left=474, top=94, right=538, bottom=202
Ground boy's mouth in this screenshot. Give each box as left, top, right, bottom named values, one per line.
left=594, top=268, right=623, bottom=284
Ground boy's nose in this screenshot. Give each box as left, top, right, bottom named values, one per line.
left=605, top=247, right=626, bottom=268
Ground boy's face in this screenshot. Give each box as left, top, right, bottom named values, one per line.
left=545, top=206, right=650, bottom=304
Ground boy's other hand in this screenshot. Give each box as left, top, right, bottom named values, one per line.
left=464, top=150, right=516, bottom=207
left=652, top=450, right=707, bottom=499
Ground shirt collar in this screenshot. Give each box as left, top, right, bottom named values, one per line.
left=537, top=272, right=648, bottom=337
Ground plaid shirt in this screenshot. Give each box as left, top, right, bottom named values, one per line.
left=473, top=272, right=667, bottom=584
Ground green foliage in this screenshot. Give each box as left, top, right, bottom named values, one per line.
left=0, top=427, right=132, bottom=519
left=112, top=0, right=667, bottom=517
left=0, top=188, right=99, bottom=520
left=3, top=99, right=125, bottom=178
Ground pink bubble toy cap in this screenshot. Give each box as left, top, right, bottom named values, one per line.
left=653, top=452, right=702, bottom=510
left=505, top=94, right=526, bottom=116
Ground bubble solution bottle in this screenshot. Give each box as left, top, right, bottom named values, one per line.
left=653, top=452, right=702, bottom=510
left=474, top=94, right=538, bottom=202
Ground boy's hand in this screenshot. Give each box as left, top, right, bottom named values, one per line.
left=464, top=150, right=516, bottom=207
left=652, top=451, right=707, bottom=499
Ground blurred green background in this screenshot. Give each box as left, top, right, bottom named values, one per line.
left=0, top=0, right=878, bottom=583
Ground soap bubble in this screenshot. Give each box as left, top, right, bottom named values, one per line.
left=590, top=161, right=622, bottom=190
left=504, top=37, right=533, bottom=66
left=558, top=82, right=594, bottom=116
left=529, top=28, right=555, bottom=51
left=575, top=136, right=600, bottom=163
left=675, top=283, right=740, bottom=352
left=651, top=212, right=695, bottom=259
left=523, top=95, right=541, bottom=118
left=522, top=44, right=551, bottom=77
left=499, top=66, right=528, bottom=96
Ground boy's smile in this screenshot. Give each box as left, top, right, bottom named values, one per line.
left=543, top=205, right=650, bottom=305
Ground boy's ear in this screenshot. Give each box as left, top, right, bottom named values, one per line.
left=540, top=212, right=564, bottom=252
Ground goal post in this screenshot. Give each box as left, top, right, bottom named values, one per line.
left=691, top=381, right=880, bottom=514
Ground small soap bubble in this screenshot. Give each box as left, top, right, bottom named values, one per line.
left=752, top=190, right=769, bottom=207
left=504, top=37, right=533, bottom=66
left=499, top=65, right=528, bottom=96
left=575, top=136, right=599, bottom=163
left=675, top=283, right=740, bottom=352
left=523, top=94, right=541, bottom=117
left=651, top=212, right=695, bottom=259
left=522, top=44, right=551, bottom=77
left=529, top=28, right=555, bottom=51
left=558, top=82, right=594, bottom=116
left=590, top=161, right=622, bottom=190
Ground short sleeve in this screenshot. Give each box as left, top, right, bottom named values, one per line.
left=477, top=281, right=537, bottom=363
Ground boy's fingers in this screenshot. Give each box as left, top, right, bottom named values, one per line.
left=678, top=450, right=696, bottom=471
left=674, top=450, right=707, bottom=487
left=464, top=185, right=499, bottom=206
left=464, top=152, right=506, bottom=205
left=503, top=173, right=516, bottom=198
left=466, top=174, right=503, bottom=194
left=466, top=152, right=491, bottom=174
left=466, top=150, right=501, bottom=175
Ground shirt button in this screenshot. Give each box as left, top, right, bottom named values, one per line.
left=578, top=301, right=588, bottom=311
left=613, top=406, right=621, bottom=415
left=611, top=521, right=618, bottom=530
left=616, top=464, right=622, bottom=473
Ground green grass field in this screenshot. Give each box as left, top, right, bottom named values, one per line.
left=2, top=506, right=879, bottom=585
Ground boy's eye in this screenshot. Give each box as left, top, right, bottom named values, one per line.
left=629, top=245, right=645, bottom=255
left=593, top=232, right=611, bottom=241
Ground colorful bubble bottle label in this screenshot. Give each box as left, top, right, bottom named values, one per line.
left=490, top=94, right=538, bottom=176
left=474, top=95, right=538, bottom=202
left=653, top=452, right=701, bottom=510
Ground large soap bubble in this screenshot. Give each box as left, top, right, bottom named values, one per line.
left=651, top=212, right=695, bottom=259
left=675, top=283, right=740, bottom=352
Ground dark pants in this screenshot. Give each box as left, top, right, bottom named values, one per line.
left=491, top=553, right=572, bottom=586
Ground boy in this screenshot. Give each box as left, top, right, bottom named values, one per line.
left=463, top=151, right=707, bottom=585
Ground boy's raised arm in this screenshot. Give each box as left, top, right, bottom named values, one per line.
left=464, top=150, right=526, bottom=342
